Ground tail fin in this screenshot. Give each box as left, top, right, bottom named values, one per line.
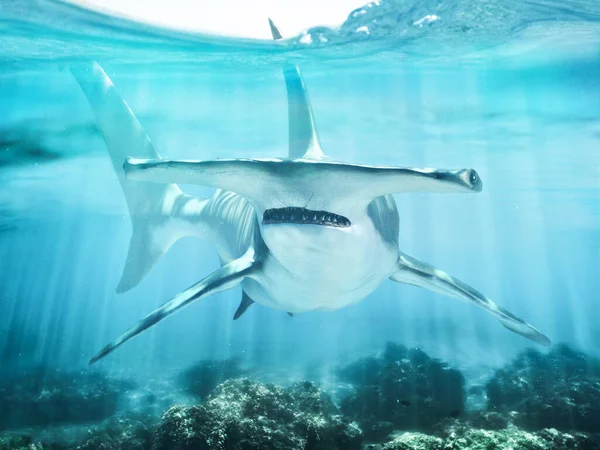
left=71, top=62, right=204, bottom=292
left=268, top=19, right=325, bottom=160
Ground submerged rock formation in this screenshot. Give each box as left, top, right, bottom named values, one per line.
left=0, top=367, right=135, bottom=430
left=486, top=345, right=600, bottom=432
left=381, top=432, right=443, bottom=450
left=76, top=414, right=154, bottom=450
left=337, top=342, right=465, bottom=438
left=381, top=422, right=600, bottom=450
left=0, top=414, right=154, bottom=450
left=153, top=378, right=362, bottom=450
left=2, top=343, right=600, bottom=449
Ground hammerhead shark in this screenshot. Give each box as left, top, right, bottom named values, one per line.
left=71, top=20, right=550, bottom=364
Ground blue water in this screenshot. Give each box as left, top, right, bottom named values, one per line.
left=0, top=0, right=599, bottom=387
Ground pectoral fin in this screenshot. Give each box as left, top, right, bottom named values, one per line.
left=90, top=249, right=260, bottom=364
left=390, top=252, right=551, bottom=346
left=233, top=292, right=254, bottom=320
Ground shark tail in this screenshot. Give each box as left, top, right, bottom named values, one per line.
left=71, top=62, right=205, bottom=293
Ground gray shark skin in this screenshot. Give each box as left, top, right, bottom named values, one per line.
left=70, top=20, right=550, bottom=364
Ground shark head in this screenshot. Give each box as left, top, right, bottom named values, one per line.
left=123, top=156, right=482, bottom=267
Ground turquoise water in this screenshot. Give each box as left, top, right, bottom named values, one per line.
left=0, top=0, right=599, bottom=437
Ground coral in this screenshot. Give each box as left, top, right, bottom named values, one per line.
left=338, top=342, right=465, bottom=437
left=486, top=345, right=600, bottom=432
left=153, top=378, right=362, bottom=450
left=178, top=358, right=248, bottom=399
left=0, top=367, right=135, bottom=430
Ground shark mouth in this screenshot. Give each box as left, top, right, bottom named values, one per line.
left=262, top=207, right=351, bottom=228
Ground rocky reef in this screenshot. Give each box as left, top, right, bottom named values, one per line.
left=154, top=378, right=362, bottom=450
left=380, top=424, right=600, bottom=450
left=0, top=367, right=135, bottom=430
left=75, top=414, right=154, bottom=450
left=0, top=413, right=154, bottom=450
left=2, top=343, right=600, bottom=450
left=485, top=344, right=600, bottom=432
left=337, top=342, right=465, bottom=439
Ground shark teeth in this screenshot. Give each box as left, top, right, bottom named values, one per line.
left=263, top=207, right=351, bottom=228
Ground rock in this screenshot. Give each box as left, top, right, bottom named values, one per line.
left=443, top=427, right=600, bottom=450
left=381, top=421, right=600, bottom=450
left=153, top=378, right=362, bottom=450
left=0, top=367, right=135, bottom=430
left=537, top=428, right=600, bottom=450
left=178, top=358, right=248, bottom=400
left=0, top=432, right=72, bottom=450
left=436, top=420, right=552, bottom=450
left=444, top=427, right=549, bottom=450
left=381, top=432, right=443, bottom=450
left=0, top=434, right=41, bottom=450
left=76, top=415, right=154, bottom=450
left=338, top=343, right=465, bottom=435
left=287, top=381, right=338, bottom=416
left=151, top=405, right=207, bottom=450
left=486, top=345, right=600, bottom=432
left=0, top=414, right=154, bottom=450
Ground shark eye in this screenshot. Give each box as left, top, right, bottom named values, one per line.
left=469, top=171, right=478, bottom=185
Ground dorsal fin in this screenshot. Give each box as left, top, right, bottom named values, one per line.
left=268, top=19, right=325, bottom=160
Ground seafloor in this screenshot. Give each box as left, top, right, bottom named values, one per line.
left=1, top=343, right=599, bottom=450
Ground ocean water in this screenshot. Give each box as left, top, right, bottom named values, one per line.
left=1, top=0, right=600, bottom=446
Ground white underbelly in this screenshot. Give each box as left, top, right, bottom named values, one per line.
left=245, top=222, right=398, bottom=312
left=245, top=261, right=392, bottom=312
